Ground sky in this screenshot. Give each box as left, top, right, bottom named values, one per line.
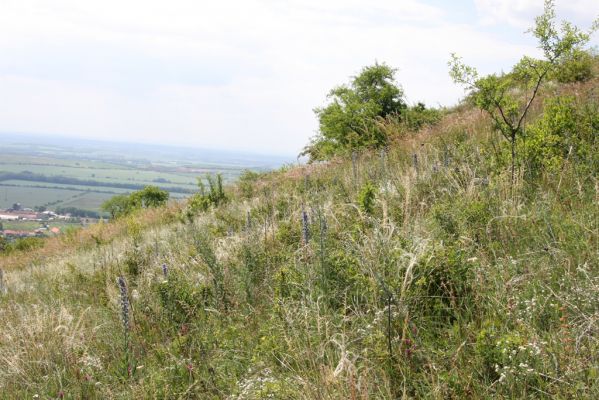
left=0, top=0, right=597, bottom=156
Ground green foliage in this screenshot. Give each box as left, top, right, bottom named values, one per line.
left=158, top=272, right=211, bottom=325
left=5, top=236, right=44, bottom=253
left=449, top=0, right=596, bottom=180
left=304, top=62, right=406, bottom=160
left=101, top=185, right=169, bottom=219
left=357, top=182, right=377, bottom=214
left=518, top=94, right=599, bottom=176
left=237, top=170, right=261, bottom=199
left=413, top=245, right=475, bottom=322
left=521, top=95, right=577, bottom=173
left=401, top=102, right=443, bottom=132
left=185, top=174, right=227, bottom=220
left=130, top=185, right=170, bottom=208
left=4, top=6, right=599, bottom=399
left=553, top=48, right=595, bottom=83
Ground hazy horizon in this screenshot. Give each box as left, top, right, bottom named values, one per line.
left=1, top=0, right=598, bottom=155
left=0, top=130, right=297, bottom=159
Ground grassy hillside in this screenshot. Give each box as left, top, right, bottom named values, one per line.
left=1, top=71, right=598, bottom=398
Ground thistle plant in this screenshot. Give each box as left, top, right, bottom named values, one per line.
left=117, top=276, right=132, bottom=376
left=117, top=276, right=130, bottom=331
left=302, top=209, right=310, bottom=245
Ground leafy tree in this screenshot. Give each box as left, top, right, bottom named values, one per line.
left=101, top=186, right=169, bottom=219
left=101, top=194, right=135, bottom=219
left=449, top=0, right=597, bottom=183
left=304, top=62, right=406, bottom=161
left=131, top=185, right=170, bottom=208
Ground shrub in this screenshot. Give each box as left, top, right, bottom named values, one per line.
left=9, top=237, right=44, bottom=252
left=304, top=62, right=406, bottom=160
left=158, top=272, right=211, bottom=325
left=237, top=170, right=261, bottom=199
left=413, top=245, right=475, bottom=322
left=520, top=95, right=586, bottom=175
left=553, top=48, right=595, bottom=83
left=358, top=182, right=377, bottom=214
left=185, top=174, right=227, bottom=220
left=101, top=185, right=169, bottom=219
left=400, top=102, right=443, bottom=132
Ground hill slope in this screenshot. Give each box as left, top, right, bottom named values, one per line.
left=1, top=75, right=599, bottom=398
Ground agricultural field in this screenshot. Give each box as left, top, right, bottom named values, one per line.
left=0, top=219, right=85, bottom=232
left=0, top=135, right=290, bottom=213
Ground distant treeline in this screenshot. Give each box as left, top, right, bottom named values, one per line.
left=0, top=182, right=121, bottom=195
left=0, top=171, right=195, bottom=194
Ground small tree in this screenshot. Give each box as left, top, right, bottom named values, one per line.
left=449, top=0, right=596, bottom=184
left=304, top=62, right=406, bottom=161
left=131, top=185, right=169, bottom=208
left=101, top=186, right=169, bottom=219
left=101, top=194, right=134, bottom=219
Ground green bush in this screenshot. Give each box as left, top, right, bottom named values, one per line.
left=304, top=62, right=406, bottom=160
left=237, top=170, right=261, bottom=199
left=158, top=272, right=212, bottom=325
left=101, top=185, right=169, bottom=219
left=413, top=245, right=475, bottom=322
left=401, top=102, right=443, bottom=132
left=358, top=182, right=377, bottom=214
left=520, top=95, right=583, bottom=175
left=7, top=237, right=44, bottom=253
left=185, top=174, right=227, bottom=220
left=553, top=48, right=595, bottom=83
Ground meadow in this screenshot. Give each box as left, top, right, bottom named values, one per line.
left=0, top=63, right=597, bottom=398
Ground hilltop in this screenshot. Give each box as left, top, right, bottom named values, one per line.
left=1, top=4, right=599, bottom=395
left=0, top=55, right=598, bottom=397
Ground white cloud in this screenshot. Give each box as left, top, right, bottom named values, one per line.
left=0, top=0, right=597, bottom=155
left=474, top=0, right=599, bottom=28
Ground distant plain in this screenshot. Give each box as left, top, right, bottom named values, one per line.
left=0, top=134, right=290, bottom=212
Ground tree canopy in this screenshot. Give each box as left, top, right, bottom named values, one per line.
left=303, top=62, right=406, bottom=161
left=101, top=185, right=169, bottom=219
left=448, top=0, right=597, bottom=183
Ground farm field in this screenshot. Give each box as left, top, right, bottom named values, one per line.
left=0, top=219, right=85, bottom=232
left=0, top=135, right=290, bottom=213
left=0, top=185, right=83, bottom=210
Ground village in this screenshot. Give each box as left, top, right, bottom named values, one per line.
left=0, top=202, right=90, bottom=240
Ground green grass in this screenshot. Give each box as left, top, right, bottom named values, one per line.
left=0, top=162, right=199, bottom=187
left=2, top=180, right=131, bottom=194
left=1, top=219, right=84, bottom=231
left=0, top=185, right=83, bottom=209
left=55, top=192, right=122, bottom=211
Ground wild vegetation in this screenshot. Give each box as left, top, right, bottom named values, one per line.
left=0, top=2, right=598, bottom=398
